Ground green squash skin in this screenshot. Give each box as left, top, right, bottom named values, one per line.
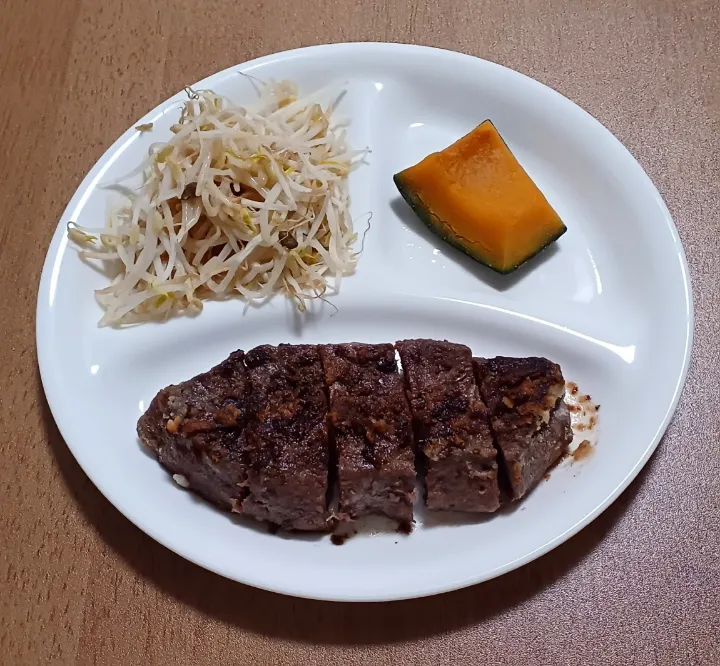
left=393, top=172, right=567, bottom=275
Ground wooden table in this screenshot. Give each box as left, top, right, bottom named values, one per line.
left=2, top=0, right=718, bottom=663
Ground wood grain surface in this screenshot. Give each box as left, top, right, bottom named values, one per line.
left=1, top=0, right=718, bottom=663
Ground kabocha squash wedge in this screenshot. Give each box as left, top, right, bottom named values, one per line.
left=394, top=120, right=566, bottom=274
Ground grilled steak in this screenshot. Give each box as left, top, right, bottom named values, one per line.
left=475, top=356, right=572, bottom=499
left=396, top=339, right=500, bottom=512
left=137, top=341, right=580, bottom=533
left=242, top=344, right=330, bottom=531
left=321, top=343, right=415, bottom=527
left=136, top=351, right=250, bottom=511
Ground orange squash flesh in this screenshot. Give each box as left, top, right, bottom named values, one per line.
left=394, top=120, right=566, bottom=274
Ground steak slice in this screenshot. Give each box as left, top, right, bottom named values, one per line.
left=320, top=343, right=415, bottom=527
left=242, top=344, right=330, bottom=531
left=475, top=356, right=572, bottom=499
left=137, top=350, right=250, bottom=511
left=396, top=339, right=500, bottom=512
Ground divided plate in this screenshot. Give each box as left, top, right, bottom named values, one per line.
left=37, top=43, right=692, bottom=601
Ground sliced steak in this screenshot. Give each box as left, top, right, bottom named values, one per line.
left=396, top=339, right=500, bottom=512
left=320, top=343, right=415, bottom=527
left=137, top=350, right=250, bottom=511
left=475, top=356, right=572, bottom=499
left=242, top=344, right=330, bottom=531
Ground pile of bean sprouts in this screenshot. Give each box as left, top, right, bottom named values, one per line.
left=68, top=79, right=366, bottom=326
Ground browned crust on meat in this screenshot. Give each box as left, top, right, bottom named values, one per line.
left=475, top=356, right=573, bottom=499
left=320, top=343, right=415, bottom=526
left=242, top=344, right=330, bottom=531
left=136, top=350, right=250, bottom=511
left=396, top=339, right=500, bottom=513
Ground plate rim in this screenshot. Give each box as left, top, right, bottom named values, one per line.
left=36, top=41, right=694, bottom=602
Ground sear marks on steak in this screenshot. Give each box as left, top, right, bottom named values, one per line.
left=137, top=350, right=250, bottom=511
left=320, top=343, right=415, bottom=527
left=475, top=356, right=572, bottom=500
left=396, top=339, right=500, bottom=513
left=242, top=344, right=330, bottom=531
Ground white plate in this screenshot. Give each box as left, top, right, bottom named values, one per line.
left=37, top=43, right=692, bottom=602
